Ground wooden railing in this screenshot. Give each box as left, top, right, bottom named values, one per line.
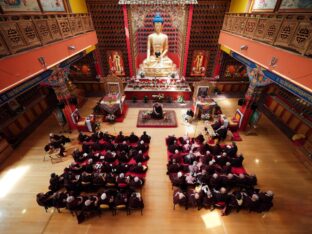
left=222, top=13, right=312, bottom=57
left=0, top=13, right=94, bottom=58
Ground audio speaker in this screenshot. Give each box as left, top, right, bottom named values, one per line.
left=57, top=102, right=65, bottom=109
left=238, top=98, right=246, bottom=106
left=69, top=97, right=78, bottom=106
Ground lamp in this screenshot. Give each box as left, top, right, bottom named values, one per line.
left=270, top=57, right=278, bottom=67
left=38, top=57, right=46, bottom=67
left=240, top=45, right=248, bottom=50
left=68, top=45, right=76, bottom=51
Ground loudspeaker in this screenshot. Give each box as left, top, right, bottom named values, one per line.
left=238, top=98, right=246, bottom=106
left=57, top=102, right=65, bottom=109
left=69, top=97, right=78, bottom=106
left=251, top=103, right=258, bottom=111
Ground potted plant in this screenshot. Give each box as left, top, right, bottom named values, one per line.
left=132, top=96, right=137, bottom=103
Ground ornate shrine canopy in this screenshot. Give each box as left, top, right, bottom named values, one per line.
left=118, top=0, right=198, bottom=5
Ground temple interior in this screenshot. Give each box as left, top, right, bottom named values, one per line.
left=0, top=0, right=311, bottom=233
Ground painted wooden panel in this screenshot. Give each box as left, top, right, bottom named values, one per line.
left=296, top=123, right=310, bottom=136
left=288, top=116, right=301, bottom=131
left=281, top=111, right=292, bottom=124
left=8, top=123, right=21, bottom=135
left=268, top=99, right=278, bottom=112
left=274, top=105, right=285, bottom=117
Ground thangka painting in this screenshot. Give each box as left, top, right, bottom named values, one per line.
left=190, top=50, right=209, bottom=77
left=39, top=0, right=65, bottom=12
left=0, top=0, right=41, bottom=12
left=279, top=0, right=312, bottom=12
left=224, top=64, right=248, bottom=79
left=107, top=51, right=126, bottom=76
left=252, top=0, right=279, bottom=12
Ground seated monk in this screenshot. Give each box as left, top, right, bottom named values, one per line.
left=130, top=162, right=148, bottom=173
left=166, top=135, right=177, bottom=146
left=115, top=131, right=126, bottom=143
left=173, top=189, right=188, bottom=209
left=151, top=102, right=163, bottom=119
left=140, top=131, right=151, bottom=144
left=129, top=132, right=139, bottom=144
left=136, top=140, right=149, bottom=153
left=129, top=176, right=145, bottom=189
left=133, top=150, right=150, bottom=163
left=128, top=192, right=144, bottom=211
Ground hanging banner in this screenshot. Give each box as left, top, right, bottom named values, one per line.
left=0, top=52, right=85, bottom=106
left=231, top=52, right=312, bottom=104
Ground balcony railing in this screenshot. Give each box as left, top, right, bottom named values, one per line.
left=222, top=13, right=312, bottom=57
left=0, top=14, right=94, bottom=58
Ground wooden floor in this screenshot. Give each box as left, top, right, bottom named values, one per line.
left=0, top=97, right=311, bottom=234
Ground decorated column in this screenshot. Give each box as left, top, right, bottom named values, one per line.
left=48, top=68, right=77, bottom=130
left=238, top=65, right=272, bottom=130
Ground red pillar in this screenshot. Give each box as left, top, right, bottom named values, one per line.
left=123, top=5, right=134, bottom=77
left=94, top=48, right=104, bottom=77
left=183, top=5, right=194, bottom=77
left=213, top=49, right=222, bottom=78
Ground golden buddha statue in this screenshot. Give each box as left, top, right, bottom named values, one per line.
left=140, top=13, right=177, bottom=77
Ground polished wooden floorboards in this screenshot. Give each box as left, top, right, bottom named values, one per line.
left=0, top=98, right=311, bottom=234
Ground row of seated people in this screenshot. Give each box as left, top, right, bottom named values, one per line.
left=37, top=131, right=151, bottom=222
left=37, top=188, right=144, bottom=224
left=173, top=186, right=273, bottom=215
left=79, top=131, right=151, bottom=145
left=49, top=171, right=145, bottom=193
left=166, top=134, right=274, bottom=215
left=44, top=133, right=71, bottom=157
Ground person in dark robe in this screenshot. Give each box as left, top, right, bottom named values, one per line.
left=66, top=194, right=84, bottom=214
left=168, top=141, right=183, bottom=154
left=128, top=132, right=139, bottom=143
left=36, top=191, right=54, bottom=212
left=209, top=173, right=222, bottom=190
left=187, top=189, right=202, bottom=210
left=173, top=189, right=188, bottom=209
left=151, top=102, right=163, bottom=119
left=167, top=159, right=182, bottom=174
left=258, top=190, right=274, bottom=212
left=166, top=135, right=177, bottom=146
left=129, top=176, right=145, bottom=189
left=104, top=151, right=117, bottom=163
left=224, top=142, right=238, bottom=158
left=215, top=153, right=228, bottom=167
left=130, top=162, right=148, bottom=174
left=169, top=149, right=183, bottom=164
left=170, top=172, right=186, bottom=189
left=128, top=192, right=144, bottom=213
left=93, top=172, right=106, bottom=188
left=117, top=150, right=131, bottom=163
left=221, top=162, right=232, bottom=174
left=183, top=152, right=196, bottom=165
left=116, top=163, right=130, bottom=174
left=115, top=131, right=126, bottom=143
left=214, top=126, right=228, bottom=142
left=140, top=131, right=151, bottom=144
left=136, top=140, right=148, bottom=153
left=230, top=153, right=244, bottom=167
left=102, top=131, right=114, bottom=142
left=49, top=173, right=62, bottom=192
left=116, top=141, right=129, bottom=153
left=133, top=150, right=149, bottom=163
left=195, top=134, right=205, bottom=144
left=72, top=148, right=81, bottom=162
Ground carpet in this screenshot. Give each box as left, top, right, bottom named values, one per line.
left=231, top=131, right=242, bottom=141
left=137, top=110, right=177, bottom=128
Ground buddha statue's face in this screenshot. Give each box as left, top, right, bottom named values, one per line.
left=154, top=22, right=163, bottom=34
